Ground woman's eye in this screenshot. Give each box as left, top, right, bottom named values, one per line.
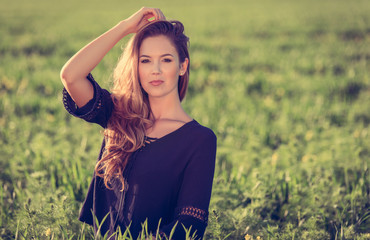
left=163, top=58, right=172, bottom=63
left=140, top=59, right=150, bottom=63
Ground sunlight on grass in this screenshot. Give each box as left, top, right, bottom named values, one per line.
left=0, top=0, right=369, bottom=239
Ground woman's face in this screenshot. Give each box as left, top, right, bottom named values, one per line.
left=138, top=35, right=188, bottom=101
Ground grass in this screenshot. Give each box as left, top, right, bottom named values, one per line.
left=0, top=0, right=369, bottom=239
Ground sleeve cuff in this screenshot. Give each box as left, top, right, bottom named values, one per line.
left=159, top=208, right=208, bottom=240
left=62, top=73, right=103, bottom=122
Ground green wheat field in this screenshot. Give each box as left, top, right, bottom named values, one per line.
left=0, top=0, right=369, bottom=239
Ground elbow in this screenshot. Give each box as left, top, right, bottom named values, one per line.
left=60, top=66, right=71, bottom=84
left=60, top=66, right=78, bottom=85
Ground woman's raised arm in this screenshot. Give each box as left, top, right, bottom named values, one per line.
left=60, top=7, right=165, bottom=107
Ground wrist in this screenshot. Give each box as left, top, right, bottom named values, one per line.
left=116, top=20, right=134, bottom=37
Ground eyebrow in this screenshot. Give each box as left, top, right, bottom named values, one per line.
left=139, top=54, right=174, bottom=58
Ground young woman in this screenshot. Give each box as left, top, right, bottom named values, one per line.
left=60, top=7, right=217, bottom=239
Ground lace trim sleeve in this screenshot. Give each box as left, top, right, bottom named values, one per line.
left=62, top=73, right=112, bottom=128
left=177, top=206, right=209, bottom=223
left=158, top=206, right=208, bottom=239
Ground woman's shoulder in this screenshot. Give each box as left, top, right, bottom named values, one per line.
left=189, top=120, right=217, bottom=142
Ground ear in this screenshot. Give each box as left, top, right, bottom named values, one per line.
left=179, top=58, right=189, bottom=76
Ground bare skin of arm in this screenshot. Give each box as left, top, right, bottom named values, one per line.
left=60, top=7, right=165, bottom=107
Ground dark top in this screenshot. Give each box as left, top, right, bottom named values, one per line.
left=62, top=74, right=217, bottom=239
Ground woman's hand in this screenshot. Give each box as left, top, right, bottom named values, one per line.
left=124, top=7, right=166, bottom=34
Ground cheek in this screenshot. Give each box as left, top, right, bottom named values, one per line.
left=164, top=64, right=180, bottom=78
left=138, top=65, right=148, bottom=81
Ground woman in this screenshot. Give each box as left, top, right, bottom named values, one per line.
left=60, top=7, right=217, bottom=239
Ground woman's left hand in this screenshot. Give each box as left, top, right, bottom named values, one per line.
left=123, top=7, right=166, bottom=34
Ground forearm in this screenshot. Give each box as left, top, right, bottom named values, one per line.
left=60, top=20, right=131, bottom=83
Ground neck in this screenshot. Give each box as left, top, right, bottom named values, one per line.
left=148, top=94, right=187, bottom=122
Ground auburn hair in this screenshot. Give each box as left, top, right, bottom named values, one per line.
left=95, top=20, right=190, bottom=190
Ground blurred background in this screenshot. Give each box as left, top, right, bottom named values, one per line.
left=0, top=0, right=369, bottom=239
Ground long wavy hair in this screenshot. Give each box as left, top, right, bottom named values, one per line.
left=95, top=20, right=190, bottom=190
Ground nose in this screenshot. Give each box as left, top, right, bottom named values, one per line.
left=151, top=61, right=161, bottom=75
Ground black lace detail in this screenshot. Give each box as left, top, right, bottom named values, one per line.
left=144, top=136, right=157, bottom=145
left=177, top=206, right=208, bottom=223
left=62, top=73, right=103, bottom=122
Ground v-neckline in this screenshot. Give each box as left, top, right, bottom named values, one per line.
left=143, top=119, right=196, bottom=146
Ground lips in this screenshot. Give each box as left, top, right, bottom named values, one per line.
left=149, top=80, right=164, bottom=86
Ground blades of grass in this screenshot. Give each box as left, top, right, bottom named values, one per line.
left=78, top=223, right=86, bottom=240
left=182, top=224, right=192, bottom=240
left=222, top=232, right=233, bottom=240
left=168, top=221, right=178, bottom=240
left=0, top=184, right=3, bottom=220
left=111, top=226, right=122, bottom=240
left=93, top=211, right=110, bottom=239
left=15, top=219, right=20, bottom=240
left=155, top=218, right=163, bottom=240
left=121, top=222, right=133, bottom=240
left=139, top=219, right=149, bottom=240
left=59, top=224, right=71, bottom=240
left=106, top=226, right=117, bottom=240
left=103, top=229, right=111, bottom=240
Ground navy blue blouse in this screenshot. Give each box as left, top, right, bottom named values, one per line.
left=62, top=74, right=217, bottom=239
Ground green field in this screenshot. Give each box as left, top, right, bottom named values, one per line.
left=0, top=0, right=369, bottom=239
